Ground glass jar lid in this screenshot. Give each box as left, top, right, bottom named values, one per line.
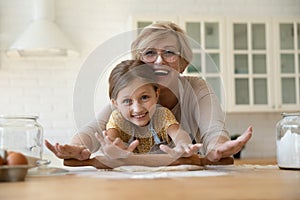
left=0, top=115, right=39, bottom=120
left=281, top=112, right=300, bottom=117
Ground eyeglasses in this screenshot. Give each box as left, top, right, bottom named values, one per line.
left=139, top=49, right=180, bottom=63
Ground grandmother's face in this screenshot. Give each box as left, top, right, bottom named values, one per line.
left=140, top=34, right=183, bottom=73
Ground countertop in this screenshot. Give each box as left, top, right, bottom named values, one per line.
left=0, top=158, right=299, bottom=200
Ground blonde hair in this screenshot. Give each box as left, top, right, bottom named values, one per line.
left=131, top=22, right=193, bottom=73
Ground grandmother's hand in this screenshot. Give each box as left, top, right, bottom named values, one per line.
left=95, top=131, right=139, bottom=159
left=44, top=139, right=91, bottom=161
left=206, top=126, right=253, bottom=162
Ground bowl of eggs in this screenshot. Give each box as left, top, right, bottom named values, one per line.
left=0, top=150, right=31, bottom=182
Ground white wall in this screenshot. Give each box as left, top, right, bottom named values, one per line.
left=1, top=0, right=299, bottom=160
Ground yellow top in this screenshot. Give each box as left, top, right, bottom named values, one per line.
left=106, top=106, right=179, bottom=153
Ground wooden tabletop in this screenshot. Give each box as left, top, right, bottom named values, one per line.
left=0, top=158, right=299, bottom=200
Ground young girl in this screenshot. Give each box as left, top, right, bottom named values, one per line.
left=101, top=59, right=201, bottom=159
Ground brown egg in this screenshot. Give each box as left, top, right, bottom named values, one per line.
left=0, top=156, right=4, bottom=165
left=6, top=152, right=28, bottom=165
left=0, top=149, right=7, bottom=165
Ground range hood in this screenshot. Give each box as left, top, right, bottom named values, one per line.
left=6, top=0, right=78, bottom=58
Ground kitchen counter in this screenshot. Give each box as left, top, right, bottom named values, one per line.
left=0, top=158, right=299, bottom=200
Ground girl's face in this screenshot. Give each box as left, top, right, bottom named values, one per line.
left=112, top=82, right=159, bottom=127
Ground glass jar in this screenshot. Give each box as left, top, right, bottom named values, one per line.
left=0, top=115, right=43, bottom=166
left=276, top=112, right=300, bottom=169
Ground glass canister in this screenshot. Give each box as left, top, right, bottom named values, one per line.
left=0, top=115, right=43, bottom=166
left=276, top=112, right=300, bottom=169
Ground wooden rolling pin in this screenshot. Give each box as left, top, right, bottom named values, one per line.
left=64, top=154, right=234, bottom=169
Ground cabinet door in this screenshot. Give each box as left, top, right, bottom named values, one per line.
left=131, top=16, right=178, bottom=37
left=132, top=17, right=177, bottom=30
left=229, top=21, right=272, bottom=111
left=277, top=22, right=300, bottom=110
left=182, top=20, right=225, bottom=108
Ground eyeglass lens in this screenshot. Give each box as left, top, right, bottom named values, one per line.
left=141, top=49, right=180, bottom=63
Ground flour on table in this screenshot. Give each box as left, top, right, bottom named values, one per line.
left=113, top=165, right=204, bottom=172
left=71, top=165, right=228, bottom=179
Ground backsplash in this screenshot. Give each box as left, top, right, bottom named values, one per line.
left=0, top=0, right=299, bottom=159
left=0, top=59, right=80, bottom=143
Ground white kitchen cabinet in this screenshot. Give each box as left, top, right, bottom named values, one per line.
left=227, top=19, right=273, bottom=112
left=131, top=16, right=177, bottom=30
left=275, top=20, right=300, bottom=111
left=227, top=19, right=300, bottom=112
left=132, top=17, right=300, bottom=112
left=180, top=18, right=225, bottom=109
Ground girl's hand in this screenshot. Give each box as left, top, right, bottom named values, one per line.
left=44, top=140, right=91, bottom=161
left=206, top=126, right=253, bottom=162
left=95, top=131, right=139, bottom=159
left=159, top=143, right=202, bottom=158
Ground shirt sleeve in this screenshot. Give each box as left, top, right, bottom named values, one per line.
left=161, top=107, right=179, bottom=130
left=71, top=104, right=113, bottom=153
left=153, top=106, right=179, bottom=132
left=106, top=110, right=122, bottom=133
left=180, top=76, right=230, bottom=152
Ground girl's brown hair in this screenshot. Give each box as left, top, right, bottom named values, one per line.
left=109, top=60, right=157, bottom=100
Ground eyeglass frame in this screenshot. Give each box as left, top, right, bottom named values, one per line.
left=138, top=48, right=181, bottom=63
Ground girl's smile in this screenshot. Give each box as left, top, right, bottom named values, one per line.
left=112, top=80, right=159, bottom=127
